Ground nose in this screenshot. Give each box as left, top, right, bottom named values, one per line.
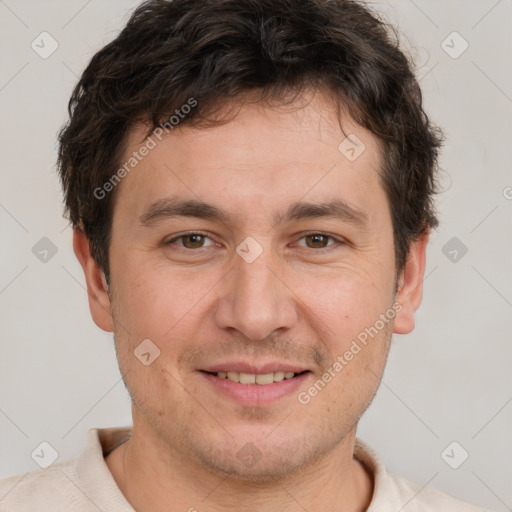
left=214, top=247, right=298, bottom=341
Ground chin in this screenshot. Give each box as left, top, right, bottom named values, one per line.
left=185, top=429, right=337, bottom=485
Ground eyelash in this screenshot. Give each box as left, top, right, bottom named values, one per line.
left=165, top=231, right=345, bottom=252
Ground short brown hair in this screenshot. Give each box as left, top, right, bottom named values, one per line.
left=58, top=0, right=444, bottom=285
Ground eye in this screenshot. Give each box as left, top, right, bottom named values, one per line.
left=296, top=233, right=341, bottom=249
left=166, top=232, right=215, bottom=249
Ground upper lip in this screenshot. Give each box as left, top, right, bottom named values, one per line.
left=200, top=362, right=310, bottom=374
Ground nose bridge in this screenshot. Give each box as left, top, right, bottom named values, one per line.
left=215, top=243, right=297, bottom=340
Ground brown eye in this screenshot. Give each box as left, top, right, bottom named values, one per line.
left=303, top=234, right=331, bottom=249
left=182, top=234, right=206, bottom=248
left=167, top=233, right=214, bottom=249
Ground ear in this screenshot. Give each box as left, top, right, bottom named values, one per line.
left=393, top=230, right=430, bottom=335
left=73, top=229, right=114, bottom=332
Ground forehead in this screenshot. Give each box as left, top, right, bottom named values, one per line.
left=113, top=90, right=386, bottom=228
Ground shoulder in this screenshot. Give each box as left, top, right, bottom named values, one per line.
left=0, top=458, right=82, bottom=511
left=0, top=428, right=133, bottom=511
left=385, top=471, right=493, bottom=512
left=354, top=438, right=493, bottom=512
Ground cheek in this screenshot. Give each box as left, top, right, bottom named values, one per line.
left=110, top=253, right=218, bottom=338
left=292, top=269, right=393, bottom=346
left=119, top=347, right=190, bottom=421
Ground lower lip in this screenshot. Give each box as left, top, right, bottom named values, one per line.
left=200, top=371, right=311, bottom=406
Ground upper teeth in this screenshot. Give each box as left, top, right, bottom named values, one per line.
left=216, top=371, right=296, bottom=385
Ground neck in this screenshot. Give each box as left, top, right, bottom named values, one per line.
left=105, top=422, right=374, bottom=512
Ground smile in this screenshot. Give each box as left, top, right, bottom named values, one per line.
left=200, top=369, right=312, bottom=406
left=212, top=371, right=305, bottom=385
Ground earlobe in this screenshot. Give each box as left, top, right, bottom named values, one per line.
left=72, top=229, right=114, bottom=332
left=393, top=230, right=430, bottom=335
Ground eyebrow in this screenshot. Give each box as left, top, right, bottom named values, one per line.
left=139, top=197, right=368, bottom=228
left=139, top=198, right=230, bottom=226
left=275, top=198, right=368, bottom=227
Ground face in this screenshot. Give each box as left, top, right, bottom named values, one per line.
left=76, top=89, right=427, bottom=482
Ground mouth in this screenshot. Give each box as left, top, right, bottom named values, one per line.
left=199, top=367, right=312, bottom=406
left=201, top=370, right=310, bottom=385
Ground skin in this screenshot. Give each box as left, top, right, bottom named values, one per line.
left=74, top=89, right=428, bottom=512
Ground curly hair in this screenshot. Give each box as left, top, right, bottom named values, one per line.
left=58, top=0, right=444, bottom=284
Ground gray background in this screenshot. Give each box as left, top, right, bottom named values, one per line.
left=1, top=0, right=511, bottom=510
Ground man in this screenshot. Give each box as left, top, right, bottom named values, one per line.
left=0, top=0, right=493, bottom=510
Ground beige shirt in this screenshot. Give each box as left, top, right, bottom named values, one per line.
left=0, top=427, right=491, bottom=511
